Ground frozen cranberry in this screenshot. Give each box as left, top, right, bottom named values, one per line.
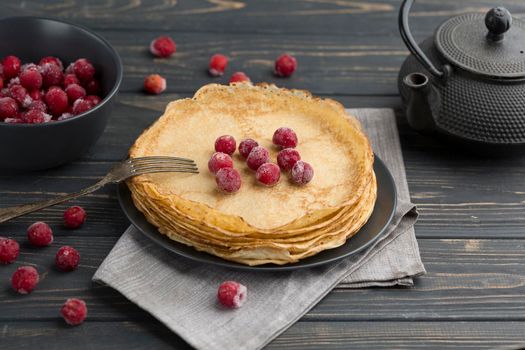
left=229, top=72, right=251, bottom=83
left=28, top=99, right=47, bottom=112
left=208, top=152, right=234, bottom=175
left=256, top=163, right=281, bottom=186
left=65, top=63, right=74, bottom=75
left=64, top=206, right=86, bottom=229
left=0, top=237, right=19, bottom=264
left=61, top=298, right=87, bottom=326
left=40, top=63, right=64, bottom=88
left=85, top=95, right=101, bottom=106
left=45, top=87, right=69, bottom=116
left=22, top=109, right=51, bottom=124
left=55, top=246, right=80, bottom=272
left=277, top=148, right=301, bottom=171
left=216, top=168, right=242, bottom=193
left=9, top=85, right=31, bottom=107
left=11, top=266, right=39, bottom=294
left=273, top=127, right=298, bottom=149
left=84, top=79, right=100, bottom=95
left=150, top=36, right=176, bottom=58
left=217, top=281, right=247, bottom=308
left=4, top=118, right=23, bottom=124
left=238, top=138, right=259, bottom=159
left=274, top=54, right=297, bottom=77
left=214, top=135, right=236, bottom=155
left=208, top=54, right=228, bottom=76
left=65, top=84, right=86, bottom=103
left=28, top=89, right=43, bottom=101
left=72, top=98, right=93, bottom=115
left=291, top=161, right=314, bottom=185
left=73, top=58, right=95, bottom=82
left=39, top=56, right=64, bottom=70
left=2, top=56, right=21, bottom=80
left=27, top=221, right=54, bottom=246
left=63, top=74, right=80, bottom=87
left=144, top=74, right=166, bottom=94
left=19, top=68, right=43, bottom=90
left=246, top=146, right=269, bottom=171
left=0, top=97, right=18, bottom=120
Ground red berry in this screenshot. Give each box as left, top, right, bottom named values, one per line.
left=72, top=98, right=93, bottom=115
left=291, top=161, right=314, bottom=185
left=61, top=298, right=87, bottom=326
left=208, top=54, right=228, bottom=76
left=40, top=62, right=64, bottom=88
left=39, top=56, right=64, bottom=71
left=150, top=36, right=176, bottom=58
left=2, top=56, right=21, bottom=80
left=144, top=74, right=166, bottom=94
left=256, top=163, right=281, bottom=186
left=63, top=206, right=86, bottom=229
left=65, top=84, right=86, bottom=103
left=0, top=97, right=19, bottom=120
left=277, top=148, right=301, bottom=171
left=238, top=138, right=259, bottom=159
left=73, top=58, right=95, bottom=82
left=23, top=109, right=52, bottom=124
left=215, top=168, right=242, bottom=193
left=11, top=266, right=39, bottom=294
left=45, top=87, right=69, bottom=116
left=273, top=127, right=298, bottom=148
left=217, top=281, right=247, bottom=308
left=246, top=146, right=269, bottom=171
left=0, top=237, right=19, bottom=264
left=0, top=79, right=3, bottom=91
left=274, top=54, right=297, bottom=77
left=214, top=135, right=236, bottom=155
left=27, top=221, right=54, bottom=246
left=84, top=79, right=100, bottom=95
left=55, top=246, right=80, bottom=272
left=229, top=72, right=250, bottom=84
left=19, top=69, right=43, bottom=90
left=208, top=152, right=234, bottom=175
left=8, top=85, right=31, bottom=107
left=85, top=95, right=101, bottom=106
left=28, top=99, right=47, bottom=112
left=28, top=89, right=43, bottom=101
left=63, top=74, right=80, bottom=87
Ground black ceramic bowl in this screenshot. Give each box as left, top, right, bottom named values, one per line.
left=0, top=17, right=123, bottom=171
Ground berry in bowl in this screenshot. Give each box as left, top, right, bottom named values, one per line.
left=0, top=17, right=123, bottom=171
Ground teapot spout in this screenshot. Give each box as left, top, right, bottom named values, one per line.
left=403, top=72, right=438, bottom=132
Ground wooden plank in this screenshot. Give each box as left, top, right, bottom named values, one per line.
left=1, top=238, right=524, bottom=321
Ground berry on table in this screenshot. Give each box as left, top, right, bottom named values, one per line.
left=27, top=221, right=54, bottom=246
left=214, top=135, right=236, bottom=155
left=72, top=58, right=95, bottom=82
left=274, top=54, right=297, bottom=77
left=11, top=266, right=39, bottom=294
left=229, top=72, right=250, bottom=84
left=216, top=168, right=242, bottom=193
left=291, top=160, right=314, bottom=185
left=0, top=97, right=19, bottom=120
left=238, top=138, right=259, bottom=159
left=19, top=68, right=43, bottom=91
left=217, top=281, right=247, bottom=308
left=63, top=206, right=86, bottom=229
left=272, top=127, right=298, bottom=149
left=277, top=148, right=301, bottom=171
left=256, top=163, right=281, bottom=186
left=144, top=74, right=166, bottom=94
left=2, top=56, right=21, bottom=80
left=208, top=152, right=234, bottom=175
left=55, top=246, right=80, bottom=272
left=61, top=298, right=87, bottom=326
left=40, top=62, right=64, bottom=88
left=246, top=146, right=269, bottom=171
left=65, top=84, right=86, bottom=103
left=0, top=237, right=19, bottom=264
left=45, top=86, right=69, bottom=116
left=208, top=54, right=228, bottom=76
left=150, top=36, right=176, bottom=58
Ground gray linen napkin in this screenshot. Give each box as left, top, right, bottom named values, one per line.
left=93, top=108, right=425, bottom=350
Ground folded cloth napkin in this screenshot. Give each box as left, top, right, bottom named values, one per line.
left=93, top=108, right=425, bottom=350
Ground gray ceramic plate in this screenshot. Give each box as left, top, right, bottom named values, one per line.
left=117, top=156, right=397, bottom=271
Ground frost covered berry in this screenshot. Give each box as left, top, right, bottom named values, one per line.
left=63, top=206, right=86, bottom=229
left=208, top=152, right=234, bottom=175
left=22, top=109, right=52, bottom=124
left=274, top=54, right=297, bottom=77
left=229, top=72, right=250, bottom=84
left=65, top=84, right=86, bottom=103
left=256, top=163, right=281, bottom=187
left=84, top=79, right=100, bottom=95
left=0, top=97, right=19, bottom=120
left=61, top=298, right=87, bottom=326
left=208, top=54, right=228, bottom=76
left=11, top=266, right=39, bottom=294
left=40, top=62, right=64, bottom=88
left=214, top=135, right=236, bottom=155
left=63, top=74, right=80, bottom=87
left=150, top=36, right=176, bottom=58
left=273, top=127, right=298, bottom=149
left=217, top=281, right=247, bottom=308
left=19, top=68, right=43, bottom=90
left=39, top=56, right=64, bottom=70
left=27, top=221, right=54, bottom=246
left=73, top=58, right=95, bottom=82
left=2, top=56, right=21, bottom=80
left=0, top=237, right=19, bottom=264
left=238, top=138, right=259, bottom=159
left=144, top=74, right=166, bottom=94
left=45, top=86, right=69, bottom=116
left=72, top=98, right=93, bottom=115
left=277, top=148, right=301, bottom=171
left=246, top=146, right=269, bottom=171
left=291, top=161, right=314, bottom=185
left=216, top=168, right=242, bottom=193
left=55, top=246, right=80, bottom=272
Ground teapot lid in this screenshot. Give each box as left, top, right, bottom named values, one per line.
left=435, top=7, right=525, bottom=78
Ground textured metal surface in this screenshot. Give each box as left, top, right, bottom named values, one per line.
left=435, top=13, right=525, bottom=78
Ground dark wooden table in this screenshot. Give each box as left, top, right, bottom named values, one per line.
left=2, top=1, right=525, bottom=349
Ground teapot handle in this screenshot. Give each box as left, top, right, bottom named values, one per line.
left=399, top=0, right=445, bottom=79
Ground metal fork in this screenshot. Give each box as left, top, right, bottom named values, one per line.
left=0, top=156, right=198, bottom=224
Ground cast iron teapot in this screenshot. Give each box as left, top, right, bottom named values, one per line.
left=398, top=0, right=525, bottom=151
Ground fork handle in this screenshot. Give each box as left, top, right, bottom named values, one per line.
left=0, top=180, right=106, bottom=224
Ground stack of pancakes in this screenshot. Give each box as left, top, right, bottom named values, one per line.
left=128, top=84, right=376, bottom=265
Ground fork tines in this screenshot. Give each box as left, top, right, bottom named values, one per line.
left=129, top=156, right=199, bottom=174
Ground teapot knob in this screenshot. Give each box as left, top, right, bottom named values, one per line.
left=485, top=7, right=512, bottom=42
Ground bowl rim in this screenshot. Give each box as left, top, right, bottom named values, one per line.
left=0, top=16, right=123, bottom=128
